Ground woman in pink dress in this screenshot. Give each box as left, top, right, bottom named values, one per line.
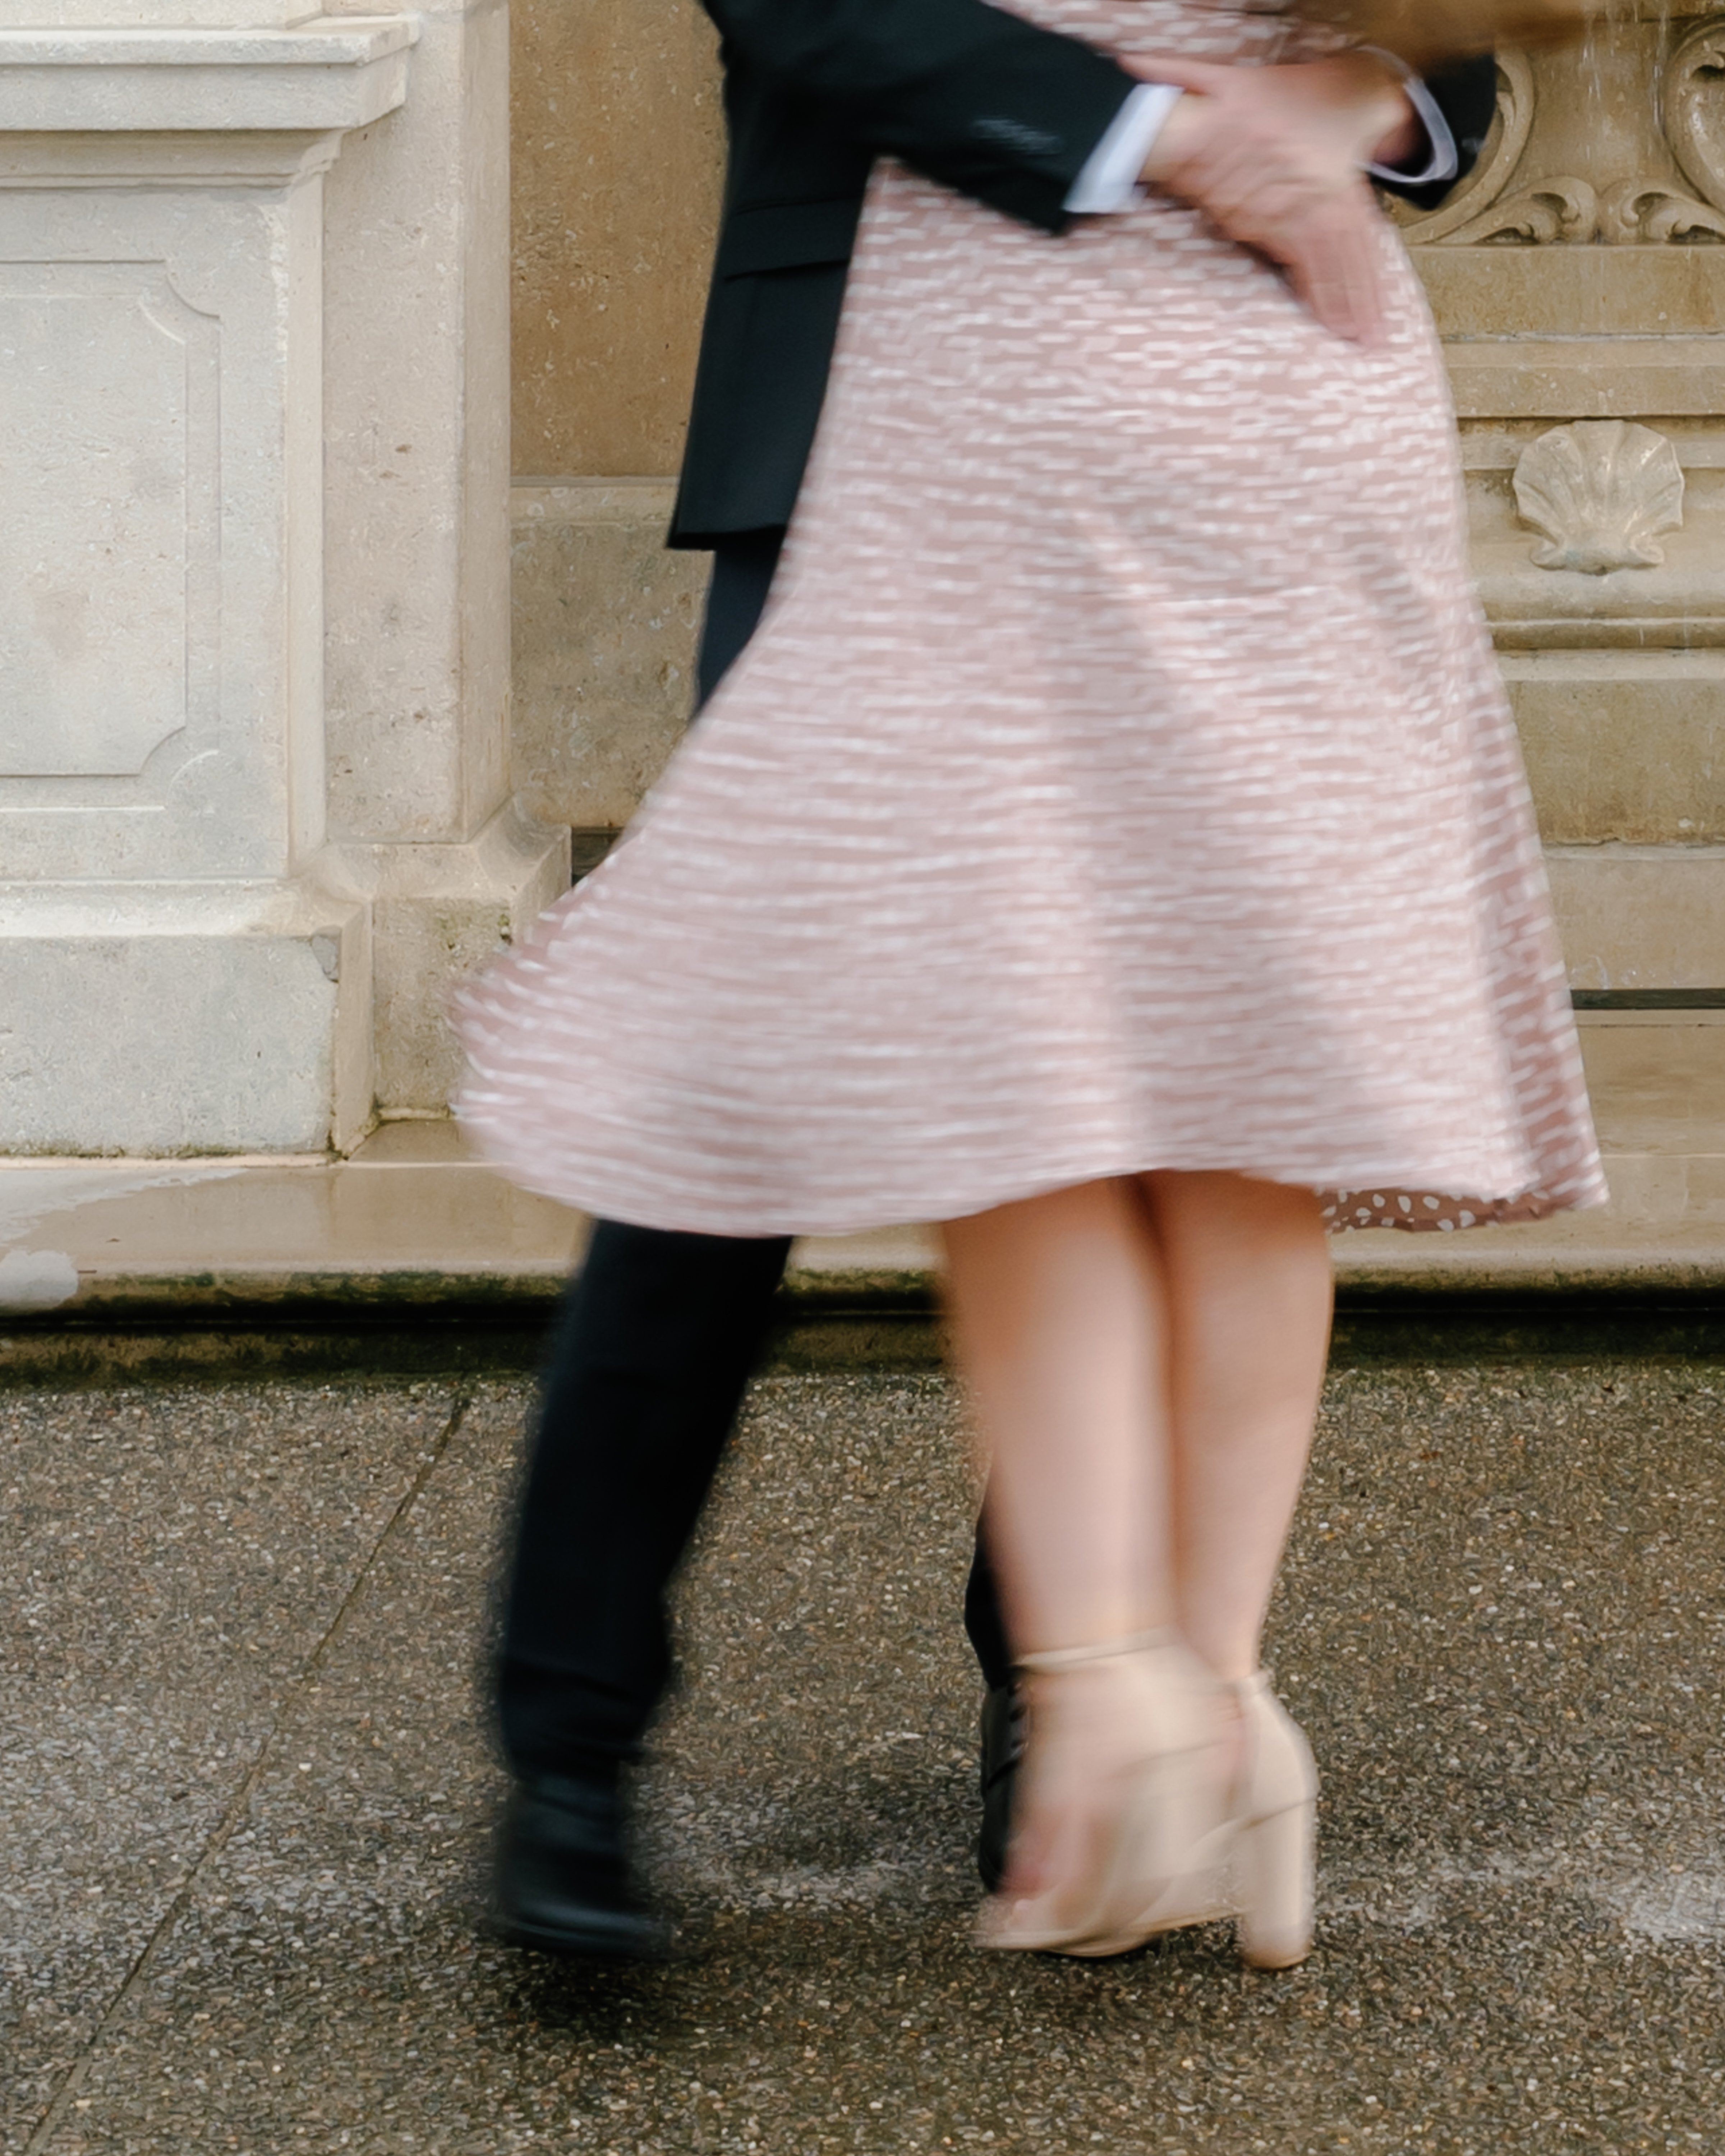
left=462, top=0, right=1604, bottom=1964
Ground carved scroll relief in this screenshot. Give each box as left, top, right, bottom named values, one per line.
left=1393, top=16, right=1725, bottom=245
left=1665, top=15, right=1725, bottom=218
left=1388, top=48, right=1539, bottom=243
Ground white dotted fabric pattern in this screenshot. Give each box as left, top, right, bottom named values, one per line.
left=459, top=0, right=1606, bottom=1240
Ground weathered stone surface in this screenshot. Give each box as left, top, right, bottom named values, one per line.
left=0, top=3, right=565, bottom=1151
left=0, top=19, right=414, bottom=133
left=1545, top=845, right=1725, bottom=991
left=1505, top=652, right=1725, bottom=846
left=510, top=0, right=723, bottom=480
left=341, top=801, right=571, bottom=1117
left=510, top=481, right=707, bottom=830
left=324, top=0, right=513, bottom=851
left=0, top=136, right=335, bottom=891
left=1404, top=19, right=1725, bottom=987
left=10, top=1, right=354, bottom=27
left=0, top=881, right=372, bottom=1157
left=0, top=57, right=384, bottom=1156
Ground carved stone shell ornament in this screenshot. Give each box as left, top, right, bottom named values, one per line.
left=1511, top=421, right=1685, bottom=573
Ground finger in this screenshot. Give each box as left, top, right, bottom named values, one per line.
left=1199, top=170, right=1331, bottom=247
left=1280, top=211, right=1355, bottom=339
left=1311, top=235, right=1375, bottom=344
left=1345, top=238, right=1389, bottom=348
left=1289, top=211, right=1386, bottom=345
left=1326, top=198, right=1389, bottom=346
left=1160, top=112, right=1355, bottom=215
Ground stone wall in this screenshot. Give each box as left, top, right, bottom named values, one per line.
left=509, top=0, right=721, bottom=836
left=511, top=0, right=723, bottom=480
left=511, top=482, right=708, bottom=833
left=1395, top=12, right=1725, bottom=988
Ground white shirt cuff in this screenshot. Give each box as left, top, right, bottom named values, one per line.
left=1063, top=82, right=1183, bottom=215
left=1360, top=53, right=1459, bottom=188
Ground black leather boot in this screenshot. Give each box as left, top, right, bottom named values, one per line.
left=492, top=1772, right=671, bottom=1961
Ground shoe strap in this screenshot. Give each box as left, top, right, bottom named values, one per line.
left=1015, top=1626, right=1179, bottom=1674
left=1222, top=1668, right=1278, bottom=1707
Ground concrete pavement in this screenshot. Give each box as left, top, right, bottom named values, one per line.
left=4, top=1354, right=1724, bottom=2153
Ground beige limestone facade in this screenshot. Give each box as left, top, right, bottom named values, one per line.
left=1391, top=10, right=1725, bottom=994
left=507, top=0, right=721, bottom=854
left=511, top=0, right=722, bottom=482
left=0, top=0, right=568, bottom=1165
left=2, top=1, right=1722, bottom=1302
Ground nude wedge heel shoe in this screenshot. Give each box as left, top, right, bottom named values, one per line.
left=1225, top=1670, right=1318, bottom=1970
left=977, top=1630, right=1228, bottom=1959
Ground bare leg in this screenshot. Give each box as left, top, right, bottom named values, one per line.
left=943, top=1170, right=1331, bottom=1951
left=946, top=1172, right=1330, bottom=1679
left=1140, top=1171, right=1333, bottom=1681
left=942, top=1178, right=1173, bottom=1658
left=943, top=1180, right=1206, bottom=1930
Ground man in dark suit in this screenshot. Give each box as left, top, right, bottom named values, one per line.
left=492, top=0, right=1499, bottom=1960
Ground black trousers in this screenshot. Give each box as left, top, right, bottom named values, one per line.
left=496, top=532, right=1012, bottom=1782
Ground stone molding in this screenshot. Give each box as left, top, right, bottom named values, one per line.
left=0, top=19, right=415, bottom=135
left=1390, top=47, right=1538, bottom=244
left=332, top=802, right=572, bottom=1117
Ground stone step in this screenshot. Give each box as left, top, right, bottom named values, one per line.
left=1, top=1013, right=1721, bottom=1319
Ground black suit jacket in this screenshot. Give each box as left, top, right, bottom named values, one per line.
left=668, top=1, right=1497, bottom=549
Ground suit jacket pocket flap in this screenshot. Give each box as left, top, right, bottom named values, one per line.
left=716, top=197, right=861, bottom=279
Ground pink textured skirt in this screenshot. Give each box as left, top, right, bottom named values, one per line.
left=458, top=0, right=1605, bottom=1240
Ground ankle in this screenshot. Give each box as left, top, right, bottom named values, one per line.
left=1184, top=1634, right=1262, bottom=1686
left=1016, top=1624, right=1176, bottom=1673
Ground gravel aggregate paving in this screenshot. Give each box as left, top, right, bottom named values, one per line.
left=4, top=1356, right=1723, bottom=2153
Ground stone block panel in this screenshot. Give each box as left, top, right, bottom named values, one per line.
left=0, top=160, right=325, bottom=885
left=342, top=802, right=571, bottom=1118
left=510, top=480, right=708, bottom=831
left=0, top=262, right=216, bottom=780
left=1546, top=845, right=1725, bottom=992
left=1505, top=652, right=1725, bottom=846
left=510, top=0, right=722, bottom=479
left=1578, top=1013, right=1725, bottom=1157
left=0, top=882, right=371, bottom=1156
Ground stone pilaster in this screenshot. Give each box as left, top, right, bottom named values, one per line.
left=0, top=6, right=566, bottom=1155
left=321, top=0, right=570, bottom=1117
left=0, top=19, right=415, bottom=1154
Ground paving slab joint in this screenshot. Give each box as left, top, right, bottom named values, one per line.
left=17, top=1387, right=475, bottom=2153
